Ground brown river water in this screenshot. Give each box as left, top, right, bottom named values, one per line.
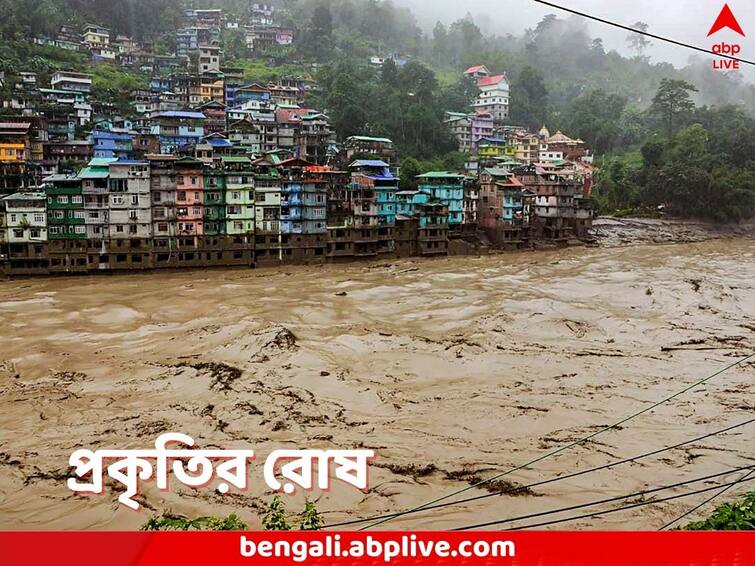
left=0, top=238, right=753, bottom=531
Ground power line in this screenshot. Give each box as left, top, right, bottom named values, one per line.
left=505, top=476, right=755, bottom=531
left=454, top=472, right=755, bottom=531
left=529, top=0, right=755, bottom=67
left=359, top=351, right=755, bottom=530
left=659, top=468, right=755, bottom=530
left=452, top=466, right=754, bottom=531
left=325, top=418, right=755, bottom=528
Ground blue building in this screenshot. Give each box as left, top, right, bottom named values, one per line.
left=150, top=111, right=206, bottom=154
left=416, top=171, right=466, bottom=228
left=278, top=159, right=327, bottom=236
left=91, top=130, right=134, bottom=160
left=348, top=160, right=397, bottom=226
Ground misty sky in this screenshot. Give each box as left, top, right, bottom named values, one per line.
left=398, top=0, right=754, bottom=78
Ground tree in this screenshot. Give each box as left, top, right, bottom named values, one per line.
left=262, top=494, right=291, bottom=531
left=510, top=66, right=548, bottom=129
left=627, top=22, right=652, bottom=59
left=564, top=89, right=628, bottom=154
left=400, top=156, right=422, bottom=191
left=298, top=500, right=324, bottom=531
left=142, top=514, right=248, bottom=531
left=650, top=79, right=698, bottom=139
left=432, top=22, right=448, bottom=64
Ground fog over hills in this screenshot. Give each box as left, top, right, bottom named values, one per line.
left=398, top=0, right=755, bottom=81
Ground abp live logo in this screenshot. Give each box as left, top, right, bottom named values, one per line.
left=708, top=3, right=745, bottom=70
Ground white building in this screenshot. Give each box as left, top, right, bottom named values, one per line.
left=198, top=45, right=222, bottom=74
left=473, top=74, right=510, bottom=123
left=108, top=161, right=152, bottom=239
left=3, top=192, right=47, bottom=243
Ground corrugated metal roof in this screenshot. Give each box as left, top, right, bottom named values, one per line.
left=349, top=159, right=390, bottom=168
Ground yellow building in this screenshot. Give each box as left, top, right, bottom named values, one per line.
left=0, top=143, right=26, bottom=162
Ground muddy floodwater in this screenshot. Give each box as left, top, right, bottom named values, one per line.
left=0, top=238, right=753, bottom=531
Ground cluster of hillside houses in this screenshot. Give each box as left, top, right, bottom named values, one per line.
left=0, top=13, right=594, bottom=277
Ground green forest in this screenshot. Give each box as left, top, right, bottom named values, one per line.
left=0, top=0, right=753, bottom=221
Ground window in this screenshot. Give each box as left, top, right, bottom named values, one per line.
left=112, top=195, right=124, bottom=205
left=157, top=223, right=168, bottom=232
left=129, top=210, right=138, bottom=220
left=116, top=225, right=124, bottom=233
left=30, top=229, right=40, bottom=239
left=232, top=192, right=241, bottom=200
left=12, top=229, right=23, bottom=238
left=54, top=210, right=64, bottom=219
left=178, top=191, right=186, bottom=200
left=71, top=195, right=83, bottom=204
left=129, top=225, right=137, bottom=234
left=131, top=195, right=139, bottom=205
left=57, top=195, right=69, bottom=204
left=89, top=211, right=99, bottom=218
left=74, top=211, right=85, bottom=219
left=74, top=225, right=85, bottom=234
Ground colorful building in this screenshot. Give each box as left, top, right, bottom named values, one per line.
left=416, top=171, right=466, bottom=229
left=175, top=157, right=205, bottom=239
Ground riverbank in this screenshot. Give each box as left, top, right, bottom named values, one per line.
left=592, top=217, right=755, bottom=247
left=0, top=239, right=752, bottom=530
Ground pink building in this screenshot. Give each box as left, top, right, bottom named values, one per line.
left=470, top=112, right=494, bottom=150
left=175, top=158, right=204, bottom=237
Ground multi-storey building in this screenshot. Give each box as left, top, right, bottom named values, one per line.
left=203, top=165, right=226, bottom=237
left=148, top=155, right=178, bottom=267
left=416, top=172, right=466, bottom=230
left=51, top=71, right=93, bottom=94
left=473, top=74, right=510, bottom=123
left=297, top=112, right=335, bottom=164
left=0, top=121, right=31, bottom=163
left=82, top=24, right=110, bottom=49
left=92, top=129, right=134, bottom=159
left=150, top=111, right=206, bottom=154
left=80, top=158, right=115, bottom=253
left=44, top=174, right=88, bottom=272
left=197, top=100, right=227, bottom=135
left=517, top=164, right=580, bottom=242
left=253, top=163, right=282, bottom=266
left=199, top=44, right=222, bottom=74
left=2, top=192, right=48, bottom=274
left=175, top=157, right=205, bottom=242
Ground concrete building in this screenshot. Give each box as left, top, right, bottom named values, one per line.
left=474, top=74, right=510, bottom=123
left=2, top=192, right=48, bottom=274
left=51, top=71, right=93, bottom=94
left=416, top=172, right=466, bottom=230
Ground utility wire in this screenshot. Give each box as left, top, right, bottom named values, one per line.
left=529, top=0, right=755, bottom=67
left=453, top=474, right=755, bottom=531
left=359, top=351, right=755, bottom=530
left=659, top=468, right=755, bottom=530
left=326, top=418, right=755, bottom=528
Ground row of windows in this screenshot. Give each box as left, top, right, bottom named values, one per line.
left=9, top=213, right=45, bottom=223
left=49, top=225, right=86, bottom=234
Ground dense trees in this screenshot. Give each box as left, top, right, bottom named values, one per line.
left=594, top=98, right=755, bottom=222
left=312, top=59, right=456, bottom=158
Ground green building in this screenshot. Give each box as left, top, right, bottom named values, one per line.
left=223, top=157, right=255, bottom=235
left=44, top=174, right=86, bottom=240
left=204, top=167, right=227, bottom=236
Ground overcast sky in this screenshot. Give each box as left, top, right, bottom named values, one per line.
left=398, top=0, right=755, bottom=78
